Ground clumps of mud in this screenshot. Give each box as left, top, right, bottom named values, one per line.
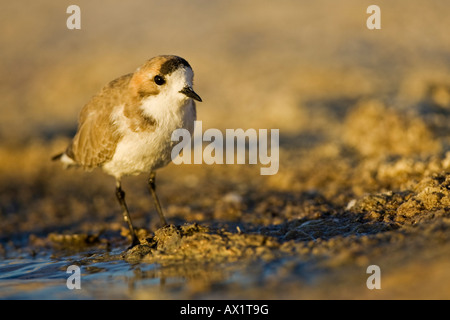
left=124, top=223, right=280, bottom=264
left=397, top=173, right=450, bottom=219
left=47, top=233, right=100, bottom=247
left=348, top=172, right=450, bottom=224
left=29, top=232, right=105, bottom=252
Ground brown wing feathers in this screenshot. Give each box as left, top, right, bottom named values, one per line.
left=61, top=74, right=133, bottom=168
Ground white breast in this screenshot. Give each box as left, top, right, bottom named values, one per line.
left=103, top=99, right=196, bottom=179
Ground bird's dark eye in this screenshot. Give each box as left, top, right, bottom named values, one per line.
left=154, top=75, right=165, bottom=85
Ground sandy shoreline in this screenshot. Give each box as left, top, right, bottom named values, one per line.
left=1, top=1, right=450, bottom=299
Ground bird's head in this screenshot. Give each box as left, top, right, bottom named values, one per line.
left=129, top=55, right=202, bottom=104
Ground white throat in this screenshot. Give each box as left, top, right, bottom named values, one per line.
left=140, top=67, right=194, bottom=124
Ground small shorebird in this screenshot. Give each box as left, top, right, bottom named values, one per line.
left=53, top=55, right=202, bottom=248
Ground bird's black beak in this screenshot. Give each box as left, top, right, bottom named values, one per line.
left=180, top=86, right=202, bottom=102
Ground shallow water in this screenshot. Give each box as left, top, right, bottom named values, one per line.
left=0, top=245, right=139, bottom=299
left=0, top=251, right=164, bottom=299
left=0, top=257, right=82, bottom=299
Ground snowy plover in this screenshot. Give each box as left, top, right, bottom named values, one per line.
left=53, top=55, right=202, bottom=247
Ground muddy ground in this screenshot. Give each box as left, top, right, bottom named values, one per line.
left=1, top=1, right=450, bottom=299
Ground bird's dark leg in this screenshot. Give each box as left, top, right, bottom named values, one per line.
left=147, top=172, right=168, bottom=226
left=115, top=180, right=140, bottom=248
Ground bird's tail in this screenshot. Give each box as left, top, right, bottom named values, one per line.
left=51, top=151, right=77, bottom=169
left=51, top=152, right=64, bottom=161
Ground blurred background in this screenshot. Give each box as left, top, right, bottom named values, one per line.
left=1, top=0, right=450, bottom=299
left=2, top=0, right=450, bottom=141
